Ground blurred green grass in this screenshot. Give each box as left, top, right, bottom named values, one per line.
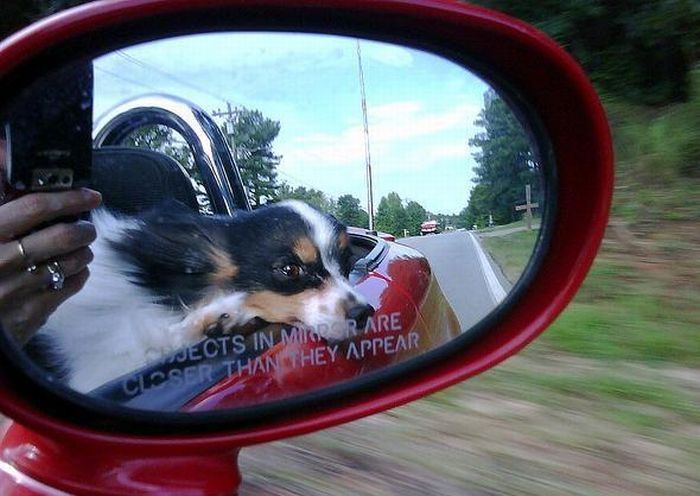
left=464, top=67, right=700, bottom=449
left=479, top=227, right=539, bottom=282
left=544, top=258, right=700, bottom=366
left=483, top=67, right=700, bottom=367
left=479, top=231, right=700, bottom=366
left=609, top=67, right=700, bottom=224
left=458, top=357, right=700, bottom=431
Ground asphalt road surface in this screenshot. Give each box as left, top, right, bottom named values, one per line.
left=399, top=231, right=511, bottom=331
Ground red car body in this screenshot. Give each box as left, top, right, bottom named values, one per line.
left=185, top=237, right=459, bottom=411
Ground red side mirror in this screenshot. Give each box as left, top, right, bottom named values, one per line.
left=0, top=1, right=612, bottom=494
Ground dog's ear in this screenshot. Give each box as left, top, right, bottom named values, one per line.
left=111, top=204, right=227, bottom=302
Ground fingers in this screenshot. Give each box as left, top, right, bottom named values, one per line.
left=0, top=239, right=26, bottom=275
left=0, top=221, right=96, bottom=275
left=0, top=268, right=90, bottom=345
left=17, top=221, right=97, bottom=268
left=0, top=188, right=102, bottom=241
left=37, top=267, right=91, bottom=314
left=0, top=248, right=93, bottom=299
left=55, top=248, right=94, bottom=279
left=1, top=268, right=90, bottom=346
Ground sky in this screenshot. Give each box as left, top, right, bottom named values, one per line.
left=94, top=32, right=491, bottom=215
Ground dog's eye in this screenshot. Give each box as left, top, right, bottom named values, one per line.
left=281, top=264, right=304, bottom=279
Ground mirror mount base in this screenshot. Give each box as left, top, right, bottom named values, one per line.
left=0, top=421, right=242, bottom=495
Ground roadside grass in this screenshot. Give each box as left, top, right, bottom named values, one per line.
left=543, top=256, right=700, bottom=367
left=607, top=66, right=700, bottom=225
left=237, top=68, right=700, bottom=496
left=479, top=228, right=539, bottom=282
left=426, top=337, right=700, bottom=434
left=477, top=217, right=541, bottom=234
left=450, top=209, right=700, bottom=438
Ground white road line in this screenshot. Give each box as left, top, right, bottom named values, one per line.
left=467, top=232, right=507, bottom=304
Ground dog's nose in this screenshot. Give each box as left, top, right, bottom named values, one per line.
left=346, top=303, right=375, bottom=329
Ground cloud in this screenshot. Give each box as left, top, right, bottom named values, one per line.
left=361, top=43, right=414, bottom=67
left=93, top=31, right=488, bottom=213
left=278, top=100, right=480, bottom=173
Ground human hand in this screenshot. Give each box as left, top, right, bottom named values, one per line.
left=0, top=189, right=102, bottom=345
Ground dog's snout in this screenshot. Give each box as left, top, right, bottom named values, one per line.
left=346, top=303, right=374, bottom=329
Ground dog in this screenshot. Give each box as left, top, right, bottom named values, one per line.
left=31, top=199, right=374, bottom=393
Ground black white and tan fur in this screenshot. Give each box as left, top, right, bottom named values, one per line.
left=36, top=200, right=373, bottom=392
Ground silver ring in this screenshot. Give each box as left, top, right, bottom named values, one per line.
left=16, top=239, right=27, bottom=258
left=17, top=239, right=37, bottom=272
left=16, top=238, right=28, bottom=262
left=46, top=261, right=65, bottom=291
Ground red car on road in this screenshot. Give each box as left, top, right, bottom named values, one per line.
left=420, top=220, right=440, bottom=235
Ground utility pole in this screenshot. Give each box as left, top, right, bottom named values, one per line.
left=212, top=102, right=238, bottom=155
left=356, top=40, right=375, bottom=231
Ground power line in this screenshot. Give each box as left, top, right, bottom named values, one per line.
left=276, top=169, right=319, bottom=190
left=94, top=66, right=164, bottom=93
left=104, top=52, right=319, bottom=192
left=115, top=51, right=229, bottom=104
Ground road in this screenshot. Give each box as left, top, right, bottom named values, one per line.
left=399, top=231, right=510, bottom=331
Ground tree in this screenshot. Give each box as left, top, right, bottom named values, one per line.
left=1, top=1, right=89, bottom=38
left=404, top=200, right=427, bottom=236
left=467, top=89, right=541, bottom=226
left=275, top=183, right=336, bottom=214
left=475, top=0, right=700, bottom=105
left=456, top=205, right=471, bottom=229
left=335, top=194, right=369, bottom=228
left=463, top=184, right=491, bottom=229
left=124, top=125, right=212, bottom=213
left=124, top=125, right=191, bottom=167
left=223, top=107, right=281, bottom=208
left=375, top=192, right=407, bottom=236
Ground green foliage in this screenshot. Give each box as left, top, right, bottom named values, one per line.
left=373, top=192, right=463, bottom=236
left=223, top=107, right=281, bottom=208
left=608, top=66, right=700, bottom=222
left=123, top=125, right=191, bottom=167
left=463, top=184, right=490, bottom=229
left=373, top=193, right=453, bottom=237
left=403, top=201, right=427, bottom=236
left=123, top=125, right=211, bottom=212
left=475, top=0, right=700, bottom=105
left=543, top=257, right=700, bottom=366
left=432, top=212, right=461, bottom=230
left=623, top=67, right=700, bottom=177
left=375, top=192, right=407, bottom=236
left=466, top=90, right=541, bottom=227
left=0, top=0, right=89, bottom=38
left=275, top=183, right=336, bottom=214
left=335, top=194, right=369, bottom=229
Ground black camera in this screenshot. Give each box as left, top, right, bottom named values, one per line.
left=3, top=62, right=93, bottom=196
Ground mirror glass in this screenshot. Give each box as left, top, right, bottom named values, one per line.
left=0, top=33, right=547, bottom=414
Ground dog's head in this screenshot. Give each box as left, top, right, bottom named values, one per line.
left=117, top=199, right=373, bottom=341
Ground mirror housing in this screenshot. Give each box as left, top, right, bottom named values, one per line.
left=0, top=0, right=612, bottom=449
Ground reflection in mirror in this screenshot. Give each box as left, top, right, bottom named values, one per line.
left=0, top=33, right=546, bottom=413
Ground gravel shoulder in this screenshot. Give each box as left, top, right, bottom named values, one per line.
left=239, top=346, right=700, bottom=495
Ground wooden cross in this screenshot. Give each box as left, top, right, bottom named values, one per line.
left=515, top=184, right=539, bottom=230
